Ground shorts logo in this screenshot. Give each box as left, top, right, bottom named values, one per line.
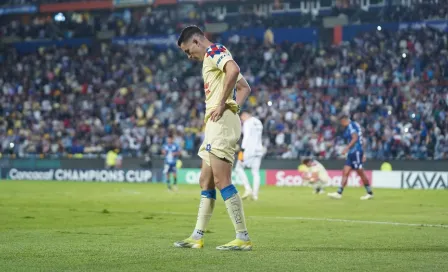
left=205, top=144, right=211, bottom=152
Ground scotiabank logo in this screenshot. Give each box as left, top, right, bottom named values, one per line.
left=266, top=170, right=372, bottom=187
left=269, top=171, right=304, bottom=187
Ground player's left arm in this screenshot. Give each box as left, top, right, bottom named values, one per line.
left=174, top=145, right=182, bottom=157
left=302, top=170, right=318, bottom=182
left=235, top=76, right=251, bottom=109
left=210, top=60, right=240, bottom=122
left=362, top=137, right=367, bottom=162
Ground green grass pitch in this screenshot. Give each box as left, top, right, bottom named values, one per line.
left=1, top=181, right=447, bottom=272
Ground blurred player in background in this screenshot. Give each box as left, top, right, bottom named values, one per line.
left=301, top=158, right=329, bottom=194
left=328, top=115, right=374, bottom=200
left=235, top=111, right=264, bottom=201
left=162, top=135, right=181, bottom=191
left=105, top=148, right=121, bottom=169
left=174, top=26, right=252, bottom=250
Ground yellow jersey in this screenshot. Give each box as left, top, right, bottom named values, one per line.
left=106, top=151, right=117, bottom=167
left=202, top=43, right=243, bottom=122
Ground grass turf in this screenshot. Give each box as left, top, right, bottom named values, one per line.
left=0, top=181, right=447, bottom=272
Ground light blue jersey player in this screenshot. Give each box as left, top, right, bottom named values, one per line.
left=328, top=115, right=374, bottom=200
left=162, top=135, right=181, bottom=191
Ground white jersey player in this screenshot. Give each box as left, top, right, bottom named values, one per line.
left=234, top=112, right=264, bottom=200
left=301, top=158, right=329, bottom=194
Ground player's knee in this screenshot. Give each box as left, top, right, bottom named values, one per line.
left=342, top=167, right=351, bottom=176
left=212, top=176, right=222, bottom=189
left=199, top=180, right=214, bottom=190
left=356, top=169, right=368, bottom=178
left=251, top=168, right=260, bottom=177
left=199, top=175, right=214, bottom=190
left=213, top=175, right=231, bottom=190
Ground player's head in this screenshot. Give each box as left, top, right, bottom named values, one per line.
left=240, top=111, right=252, bottom=122
left=178, top=25, right=207, bottom=62
left=167, top=135, right=173, bottom=144
left=339, top=114, right=350, bottom=127
left=302, top=158, right=313, bottom=167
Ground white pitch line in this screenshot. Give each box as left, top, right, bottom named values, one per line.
left=157, top=211, right=448, bottom=229
left=249, top=216, right=448, bottom=229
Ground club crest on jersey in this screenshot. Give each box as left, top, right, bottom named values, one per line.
left=205, top=144, right=211, bottom=152
left=206, top=44, right=227, bottom=58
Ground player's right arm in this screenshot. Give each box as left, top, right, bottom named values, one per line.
left=174, top=144, right=182, bottom=157
left=342, top=124, right=358, bottom=155
left=161, top=145, right=167, bottom=156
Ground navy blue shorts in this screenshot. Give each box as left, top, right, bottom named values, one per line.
left=163, top=163, right=177, bottom=174
left=345, top=151, right=363, bottom=169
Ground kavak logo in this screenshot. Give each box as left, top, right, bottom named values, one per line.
left=401, top=171, right=448, bottom=189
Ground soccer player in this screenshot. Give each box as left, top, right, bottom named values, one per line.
left=328, top=115, right=374, bottom=200
left=234, top=111, right=264, bottom=201
left=174, top=26, right=252, bottom=250
left=301, top=158, right=329, bottom=194
left=162, top=135, right=181, bottom=191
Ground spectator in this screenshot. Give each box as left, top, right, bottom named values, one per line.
left=0, top=11, right=447, bottom=160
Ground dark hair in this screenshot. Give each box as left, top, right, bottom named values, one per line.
left=302, top=158, right=312, bottom=165
left=177, top=25, right=205, bottom=46
left=339, top=114, right=350, bottom=120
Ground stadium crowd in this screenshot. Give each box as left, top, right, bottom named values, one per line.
left=0, top=0, right=447, bottom=160
left=1, top=1, right=447, bottom=40
left=1, top=23, right=447, bottom=160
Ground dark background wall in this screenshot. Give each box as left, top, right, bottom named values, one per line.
left=1, top=158, right=447, bottom=171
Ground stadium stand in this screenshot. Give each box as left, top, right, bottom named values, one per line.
left=0, top=1, right=447, bottom=160
left=1, top=1, right=447, bottom=40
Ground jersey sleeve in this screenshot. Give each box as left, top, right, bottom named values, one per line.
left=206, top=44, right=234, bottom=72
left=348, top=123, right=357, bottom=134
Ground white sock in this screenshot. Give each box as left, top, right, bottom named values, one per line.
left=235, top=162, right=251, bottom=193
left=315, top=179, right=326, bottom=191
left=191, top=193, right=215, bottom=240
left=252, top=168, right=260, bottom=198
left=224, top=193, right=250, bottom=241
